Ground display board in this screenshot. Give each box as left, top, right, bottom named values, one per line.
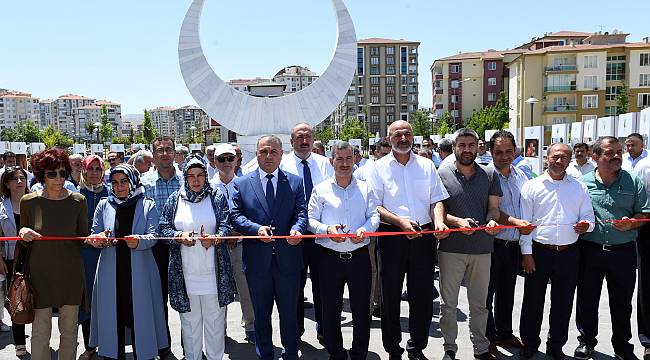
left=570, top=122, right=583, bottom=146
left=597, top=116, right=616, bottom=138
left=73, top=144, right=86, bottom=154
left=524, top=126, right=544, bottom=176
left=551, top=124, right=568, bottom=144
left=484, top=130, right=498, bottom=142
left=349, top=139, right=362, bottom=148
left=582, top=118, right=596, bottom=143
left=30, top=143, right=46, bottom=154
left=91, top=144, right=104, bottom=154
left=413, top=136, right=423, bottom=145
left=10, top=142, right=27, bottom=155
left=640, top=108, right=650, bottom=148
left=110, top=144, right=125, bottom=153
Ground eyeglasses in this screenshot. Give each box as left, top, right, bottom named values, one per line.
left=217, top=156, right=236, bottom=163
left=45, top=170, right=68, bottom=179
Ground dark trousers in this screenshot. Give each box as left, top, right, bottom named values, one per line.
left=105, top=326, right=138, bottom=360
left=298, top=238, right=322, bottom=336
left=5, top=259, right=26, bottom=346
left=319, top=246, right=371, bottom=360
left=576, top=241, right=637, bottom=354
left=486, top=239, right=520, bottom=342
left=248, top=255, right=301, bottom=360
left=152, top=242, right=171, bottom=354
left=520, top=243, right=578, bottom=352
left=638, top=224, right=650, bottom=347
left=378, top=223, right=436, bottom=356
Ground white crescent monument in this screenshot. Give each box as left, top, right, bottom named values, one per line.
left=178, top=0, right=357, bottom=156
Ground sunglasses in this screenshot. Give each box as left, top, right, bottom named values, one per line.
left=108, top=158, right=118, bottom=163
left=45, top=169, right=68, bottom=179
left=217, top=156, right=236, bottom=163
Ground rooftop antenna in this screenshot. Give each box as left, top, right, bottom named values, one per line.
left=597, top=25, right=605, bottom=33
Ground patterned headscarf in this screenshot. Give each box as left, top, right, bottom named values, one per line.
left=79, top=155, right=105, bottom=193
left=179, top=154, right=212, bottom=203
left=108, top=164, right=144, bottom=206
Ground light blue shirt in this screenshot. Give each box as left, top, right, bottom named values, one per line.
left=513, top=155, right=534, bottom=179
left=489, top=164, right=528, bottom=242
left=622, top=148, right=648, bottom=172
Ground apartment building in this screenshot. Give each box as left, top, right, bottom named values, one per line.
left=73, top=101, right=123, bottom=140
left=272, top=66, right=318, bottom=94
left=226, top=77, right=270, bottom=94
left=508, top=33, right=650, bottom=130
left=55, top=94, right=96, bottom=135
left=39, top=99, right=55, bottom=128
left=150, top=106, right=176, bottom=136
left=0, top=90, right=40, bottom=131
left=172, top=105, right=212, bottom=140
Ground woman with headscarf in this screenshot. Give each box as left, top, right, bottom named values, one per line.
left=0, top=166, right=30, bottom=356
left=18, top=148, right=88, bottom=360
left=77, top=155, right=109, bottom=360
left=86, top=164, right=168, bottom=360
left=158, top=154, right=235, bottom=360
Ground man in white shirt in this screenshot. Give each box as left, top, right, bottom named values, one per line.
left=205, top=145, right=218, bottom=180
left=367, top=120, right=449, bottom=360
left=210, top=143, right=256, bottom=344
left=518, top=143, right=595, bottom=360
left=308, top=141, right=380, bottom=360
left=622, top=133, right=648, bottom=172
left=280, top=123, right=334, bottom=341
left=566, top=142, right=595, bottom=179
left=476, top=139, right=493, bottom=165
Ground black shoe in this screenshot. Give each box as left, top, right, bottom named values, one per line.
left=615, top=350, right=640, bottom=360
left=401, top=291, right=409, bottom=301
left=574, top=343, right=595, bottom=360
left=442, top=350, right=456, bottom=360
left=519, top=347, right=537, bottom=360
left=546, top=348, right=567, bottom=360
left=372, top=307, right=381, bottom=318
left=407, top=349, right=428, bottom=360
left=474, top=351, right=497, bottom=360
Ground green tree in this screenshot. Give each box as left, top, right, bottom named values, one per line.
left=616, top=84, right=630, bottom=115
left=85, top=121, right=96, bottom=138
left=1, top=128, right=18, bottom=141
left=14, top=120, right=42, bottom=142
left=434, top=111, right=454, bottom=137
left=314, top=127, right=335, bottom=143
left=464, top=92, right=509, bottom=139
left=409, top=110, right=432, bottom=137
left=339, top=118, right=366, bottom=142
left=42, top=126, right=73, bottom=149
left=99, top=105, right=113, bottom=143
left=142, top=109, right=157, bottom=143
left=111, top=136, right=131, bottom=145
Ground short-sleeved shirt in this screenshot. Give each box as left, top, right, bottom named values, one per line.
left=580, top=169, right=650, bottom=245
left=438, top=162, right=503, bottom=254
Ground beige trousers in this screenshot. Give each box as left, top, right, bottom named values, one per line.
left=438, top=251, right=491, bottom=354
left=230, top=243, right=255, bottom=331
left=31, top=305, right=79, bottom=360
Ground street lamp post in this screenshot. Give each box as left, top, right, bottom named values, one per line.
left=525, top=96, right=540, bottom=127
left=93, top=122, right=101, bottom=143
left=428, top=113, right=437, bottom=135
left=190, top=125, right=197, bottom=144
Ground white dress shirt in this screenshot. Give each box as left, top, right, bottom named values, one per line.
left=566, top=159, right=595, bottom=179
left=367, top=151, right=449, bottom=225
left=438, top=154, right=455, bottom=169
left=634, top=157, right=650, bottom=198
left=623, top=148, right=648, bottom=172
left=519, top=172, right=595, bottom=254
left=308, top=177, right=380, bottom=252
left=353, top=162, right=373, bottom=181
left=259, top=168, right=279, bottom=195
left=210, top=174, right=237, bottom=209
left=280, top=152, right=334, bottom=189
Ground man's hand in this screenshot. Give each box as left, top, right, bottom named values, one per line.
left=19, top=227, right=42, bottom=242
left=612, top=217, right=635, bottom=232
left=327, top=224, right=346, bottom=243
left=521, top=254, right=536, bottom=274
left=517, top=220, right=536, bottom=236
left=351, top=228, right=366, bottom=244
left=573, top=220, right=591, bottom=234
left=124, top=235, right=139, bottom=249
left=433, top=222, right=450, bottom=240
left=257, top=226, right=274, bottom=243
left=399, top=219, right=422, bottom=239
left=485, top=220, right=501, bottom=236
left=287, top=230, right=302, bottom=245
left=457, top=218, right=478, bottom=235
left=177, top=232, right=197, bottom=247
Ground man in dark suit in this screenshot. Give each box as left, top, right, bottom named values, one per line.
left=232, top=134, right=308, bottom=360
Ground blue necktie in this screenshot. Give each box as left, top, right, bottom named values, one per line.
left=302, top=159, right=313, bottom=203
left=265, top=174, right=275, bottom=211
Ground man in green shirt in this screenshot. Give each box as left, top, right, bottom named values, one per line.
left=575, top=136, right=650, bottom=360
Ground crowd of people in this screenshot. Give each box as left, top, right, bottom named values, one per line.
left=0, top=121, right=648, bottom=360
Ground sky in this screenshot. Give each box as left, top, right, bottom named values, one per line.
left=2, top=0, right=650, bottom=115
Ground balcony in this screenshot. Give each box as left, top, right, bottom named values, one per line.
left=544, top=85, right=577, bottom=93
left=544, top=104, right=577, bottom=112
left=545, top=65, right=578, bottom=72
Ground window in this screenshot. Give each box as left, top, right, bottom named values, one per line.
left=370, top=86, right=380, bottom=95
left=639, top=94, right=650, bottom=108
left=451, top=80, right=459, bottom=89
left=401, top=47, right=408, bottom=74
left=605, top=86, right=621, bottom=101
left=487, top=77, right=497, bottom=86
left=605, top=106, right=618, bottom=116
left=386, top=86, right=395, bottom=94
left=370, top=47, right=379, bottom=56
left=370, top=66, right=379, bottom=75
left=371, top=96, right=379, bottom=103
left=606, top=62, right=626, bottom=81
left=434, top=80, right=443, bottom=89
left=640, top=74, right=650, bottom=87
left=582, top=95, right=598, bottom=109
left=386, top=47, right=395, bottom=55
left=487, top=93, right=497, bottom=101
left=487, top=62, right=497, bottom=71
left=451, top=110, right=459, bottom=118
left=347, top=95, right=355, bottom=103
left=370, top=77, right=380, bottom=85
left=386, top=77, right=395, bottom=85
left=451, top=95, right=458, bottom=103
left=386, top=95, right=395, bottom=104
left=386, top=66, right=396, bottom=75
left=450, top=64, right=461, bottom=73
left=371, top=57, right=380, bottom=65
left=641, top=53, right=650, bottom=66
left=357, top=48, right=364, bottom=75
left=386, top=106, right=395, bottom=114
left=386, top=56, right=395, bottom=65
left=582, top=115, right=597, bottom=121
left=583, top=55, right=598, bottom=68
left=584, top=75, right=598, bottom=89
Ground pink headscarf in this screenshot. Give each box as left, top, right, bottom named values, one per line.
left=80, top=155, right=105, bottom=192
